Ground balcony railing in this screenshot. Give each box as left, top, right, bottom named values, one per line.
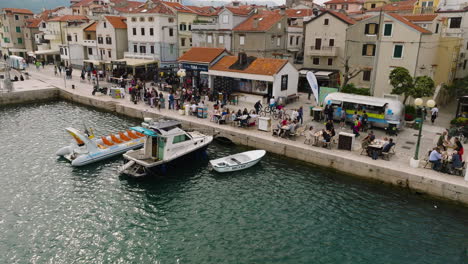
left=124, top=52, right=159, bottom=61
left=191, top=23, right=219, bottom=31
left=83, top=39, right=96, bottom=46
left=308, top=46, right=338, bottom=56
left=414, top=6, right=435, bottom=14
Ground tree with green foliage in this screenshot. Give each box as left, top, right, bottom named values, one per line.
left=389, top=67, right=413, bottom=104
left=444, top=75, right=468, bottom=98
left=389, top=67, right=435, bottom=104
left=341, top=83, right=371, bottom=95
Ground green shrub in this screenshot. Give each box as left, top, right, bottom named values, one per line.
left=405, top=105, right=416, bottom=115
left=450, top=117, right=468, bottom=126
left=341, top=83, right=371, bottom=96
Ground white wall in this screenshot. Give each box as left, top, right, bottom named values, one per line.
left=273, top=62, right=299, bottom=98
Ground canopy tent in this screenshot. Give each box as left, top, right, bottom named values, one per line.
left=115, top=58, right=158, bottom=67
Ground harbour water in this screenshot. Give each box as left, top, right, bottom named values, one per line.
left=0, top=101, right=467, bottom=263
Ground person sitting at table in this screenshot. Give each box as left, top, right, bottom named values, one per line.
left=361, top=131, right=375, bottom=149
left=454, top=137, right=464, bottom=160
left=236, top=109, right=242, bottom=118
left=329, top=127, right=336, bottom=138
left=291, top=109, right=299, bottom=121
left=304, top=126, right=314, bottom=144
left=428, top=147, right=443, bottom=171
left=240, top=112, right=251, bottom=127
left=436, top=130, right=449, bottom=151
left=242, top=108, right=249, bottom=116
left=322, top=129, right=331, bottom=147
left=449, top=150, right=463, bottom=175
left=325, top=120, right=334, bottom=131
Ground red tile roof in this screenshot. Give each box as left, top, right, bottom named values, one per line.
left=328, top=10, right=356, bottom=24
left=282, top=9, right=313, bottom=18
left=71, top=0, right=95, bottom=8
left=48, top=15, right=89, bottom=22
left=113, top=1, right=143, bottom=13
left=225, top=6, right=253, bottom=16
left=324, top=0, right=363, bottom=4
left=26, top=18, right=42, bottom=28
left=162, top=1, right=196, bottom=14
left=123, top=1, right=174, bottom=15
left=387, top=13, right=431, bottom=34
left=402, top=14, right=438, bottom=21
left=2, top=8, right=34, bottom=15
left=105, top=16, right=127, bottom=29
left=178, top=47, right=227, bottom=64
left=367, top=0, right=416, bottom=13
left=84, top=22, right=97, bottom=32
left=186, top=6, right=221, bottom=16
left=233, top=11, right=283, bottom=32
left=210, top=56, right=288, bottom=76
left=305, top=10, right=355, bottom=25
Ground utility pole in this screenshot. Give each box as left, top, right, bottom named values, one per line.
left=94, top=19, right=100, bottom=90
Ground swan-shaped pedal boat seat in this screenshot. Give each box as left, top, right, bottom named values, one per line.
left=126, top=130, right=140, bottom=139
left=111, top=134, right=123, bottom=144
left=101, top=136, right=115, bottom=146
left=119, top=132, right=131, bottom=141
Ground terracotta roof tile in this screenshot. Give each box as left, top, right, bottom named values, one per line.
left=387, top=13, right=431, bottom=34
left=104, top=16, right=127, bottom=29
left=178, top=47, right=227, bottom=64
left=2, top=8, right=34, bottom=15
left=26, top=18, right=42, bottom=28
left=225, top=6, right=253, bottom=16
left=367, top=0, right=416, bottom=13
left=162, top=1, right=196, bottom=14
left=210, top=56, right=288, bottom=76
left=233, top=11, right=283, bottom=32
left=71, top=0, right=95, bottom=8
left=186, top=6, right=221, bottom=16
left=123, top=1, right=174, bottom=15
left=401, top=14, right=438, bottom=21
left=281, top=9, right=313, bottom=18
left=328, top=10, right=356, bottom=24
left=324, top=0, right=363, bottom=4
left=113, top=1, right=143, bottom=13
left=84, top=22, right=97, bottom=32
left=48, top=15, right=89, bottom=22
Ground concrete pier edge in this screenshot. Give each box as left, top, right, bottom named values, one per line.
left=2, top=87, right=468, bottom=206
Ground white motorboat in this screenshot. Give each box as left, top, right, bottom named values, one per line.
left=119, top=119, right=213, bottom=177
left=56, top=127, right=145, bottom=166
left=209, top=150, right=266, bottom=173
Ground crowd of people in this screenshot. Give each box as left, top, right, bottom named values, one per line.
left=428, top=130, right=464, bottom=174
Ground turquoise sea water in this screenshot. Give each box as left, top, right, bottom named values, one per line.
left=0, top=101, right=467, bottom=263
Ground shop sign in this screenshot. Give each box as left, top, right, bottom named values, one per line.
left=181, top=63, right=208, bottom=72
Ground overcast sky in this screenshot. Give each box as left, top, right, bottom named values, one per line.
left=0, top=0, right=327, bottom=14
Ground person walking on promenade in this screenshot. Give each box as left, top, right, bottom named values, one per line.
left=431, top=105, right=439, bottom=124
left=58, top=65, right=62, bottom=75
left=169, top=92, right=175, bottom=110
left=54, top=66, right=58, bottom=76
left=340, top=108, right=347, bottom=129
left=298, top=106, right=303, bottom=124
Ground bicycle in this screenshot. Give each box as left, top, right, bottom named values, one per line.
left=260, top=105, right=278, bottom=117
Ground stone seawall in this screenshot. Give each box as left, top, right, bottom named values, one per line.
left=0, top=88, right=60, bottom=106
left=2, top=88, right=468, bottom=206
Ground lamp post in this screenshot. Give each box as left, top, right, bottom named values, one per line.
left=177, top=68, right=186, bottom=89
left=410, top=98, right=436, bottom=168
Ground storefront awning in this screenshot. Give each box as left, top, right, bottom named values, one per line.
left=207, top=70, right=274, bottom=82
left=314, top=71, right=335, bottom=77
left=117, top=58, right=158, bottom=67
left=34, top=49, right=60, bottom=55
left=83, top=59, right=103, bottom=65
left=9, top=48, right=27, bottom=52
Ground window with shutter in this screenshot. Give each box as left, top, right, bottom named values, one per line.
left=363, top=70, right=371, bottom=81
left=383, top=24, right=392, bottom=36
left=393, top=44, right=403, bottom=58
left=362, top=44, right=376, bottom=56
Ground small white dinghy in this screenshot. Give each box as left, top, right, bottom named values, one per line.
left=210, top=150, right=266, bottom=173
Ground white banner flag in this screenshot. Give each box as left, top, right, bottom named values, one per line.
left=306, top=71, right=319, bottom=104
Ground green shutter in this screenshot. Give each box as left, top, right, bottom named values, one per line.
left=17, top=38, right=23, bottom=44
left=393, top=45, right=403, bottom=58
left=384, top=24, right=392, bottom=36
left=16, top=26, right=21, bottom=33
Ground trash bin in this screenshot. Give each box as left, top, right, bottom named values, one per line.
left=313, top=107, right=323, bottom=121
left=309, top=106, right=314, bottom=116
left=258, top=117, right=271, bottom=132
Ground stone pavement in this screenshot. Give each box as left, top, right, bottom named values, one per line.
left=19, top=65, right=466, bottom=179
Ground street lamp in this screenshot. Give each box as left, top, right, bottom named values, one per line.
left=177, top=69, right=186, bottom=89
left=410, top=98, right=436, bottom=168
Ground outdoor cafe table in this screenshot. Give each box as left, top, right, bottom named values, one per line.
left=367, top=139, right=386, bottom=156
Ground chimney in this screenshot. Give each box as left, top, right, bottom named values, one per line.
left=232, top=1, right=240, bottom=7
left=312, top=8, right=319, bottom=16
left=253, top=18, right=259, bottom=28
left=238, top=52, right=247, bottom=66
left=280, top=6, right=286, bottom=16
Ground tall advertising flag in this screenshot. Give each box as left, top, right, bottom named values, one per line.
left=306, top=71, right=319, bottom=104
